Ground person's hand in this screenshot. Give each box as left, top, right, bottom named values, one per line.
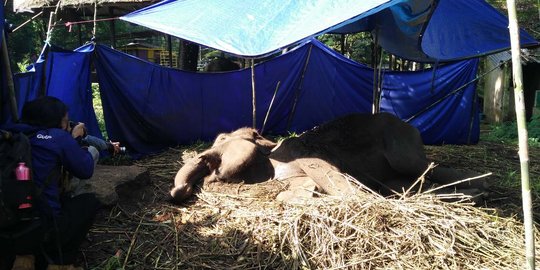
left=71, top=122, right=87, bottom=138
left=110, top=141, right=121, bottom=155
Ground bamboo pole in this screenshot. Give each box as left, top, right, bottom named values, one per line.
left=505, top=0, right=535, bottom=269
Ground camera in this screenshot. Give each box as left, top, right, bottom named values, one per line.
left=69, top=121, right=88, bottom=138
left=106, top=141, right=127, bottom=155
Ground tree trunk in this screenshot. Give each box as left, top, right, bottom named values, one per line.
left=178, top=39, right=199, bottom=71
left=1, top=30, right=18, bottom=122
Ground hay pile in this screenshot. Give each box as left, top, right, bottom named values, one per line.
left=84, top=143, right=539, bottom=269
left=152, top=187, right=535, bottom=269
left=91, top=180, right=538, bottom=268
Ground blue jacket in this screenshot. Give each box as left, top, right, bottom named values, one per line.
left=3, top=123, right=95, bottom=216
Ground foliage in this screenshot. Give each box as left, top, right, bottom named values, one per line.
left=4, top=3, right=46, bottom=72
left=92, top=83, right=107, bottom=139
left=486, top=0, right=540, bottom=39
left=318, top=33, right=373, bottom=64
left=481, top=113, right=540, bottom=147
left=91, top=251, right=123, bottom=270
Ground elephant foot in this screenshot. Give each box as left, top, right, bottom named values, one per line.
left=276, top=177, right=319, bottom=204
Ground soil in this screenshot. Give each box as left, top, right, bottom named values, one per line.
left=77, top=140, right=539, bottom=269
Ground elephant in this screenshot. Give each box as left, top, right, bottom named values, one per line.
left=203, top=57, right=241, bottom=72
left=170, top=112, right=487, bottom=204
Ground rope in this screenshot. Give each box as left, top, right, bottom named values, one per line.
left=64, top=17, right=118, bottom=32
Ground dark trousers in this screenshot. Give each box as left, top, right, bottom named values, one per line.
left=43, top=193, right=101, bottom=264
left=0, top=193, right=100, bottom=269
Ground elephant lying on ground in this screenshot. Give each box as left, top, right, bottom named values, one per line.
left=170, top=113, right=487, bottom=204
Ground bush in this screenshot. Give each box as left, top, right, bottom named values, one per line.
left=482, top=114, right=540, bottom=146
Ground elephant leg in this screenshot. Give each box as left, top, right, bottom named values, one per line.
left=382, top=127, right=430, bottom=177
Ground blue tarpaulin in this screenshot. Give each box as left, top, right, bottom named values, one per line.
left=94, top=40, right=479, bottom=155
left=121, top=0, right=397, bottom=58
left=121, top=0, right=538, bottom=61
left=1, top=40, right=479, bottom=156
left=4, top=44, right=103, bottom=139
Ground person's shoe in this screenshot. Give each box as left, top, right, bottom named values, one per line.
left=11, top=255, right=35, bottom=270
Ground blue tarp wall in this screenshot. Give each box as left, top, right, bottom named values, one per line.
left=4, top=44, right=103, bottom=140
left=2, top=40, right=479, bottom=157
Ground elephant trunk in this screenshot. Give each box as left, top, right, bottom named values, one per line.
left=170, top=156, right=211, bottom=203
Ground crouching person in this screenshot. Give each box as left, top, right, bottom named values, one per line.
left=1, top=96, right=101, bottom=270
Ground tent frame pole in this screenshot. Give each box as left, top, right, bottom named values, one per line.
left=1, top=29, right=19, bottom=122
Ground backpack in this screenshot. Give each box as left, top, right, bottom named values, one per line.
left=0, top=129, right=38, bottom=230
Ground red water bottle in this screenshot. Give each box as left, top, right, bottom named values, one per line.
left=15, top=162, right=32, bottom=209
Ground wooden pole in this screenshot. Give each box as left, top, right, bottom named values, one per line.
left=251, top=59, right=256, bottom=128
left=506, top=0, right=535, bottom=269
left=1, top=30, right=19, bottom=122
left=261, top=81, right=281, bottom=134
left=109, top=7, right=116, bottom=48
left=371, top=31, right=379, bottom=114
left=286, top=45, right=313, bottom=130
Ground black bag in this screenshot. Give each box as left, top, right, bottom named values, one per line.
left=0, top=129, right=38, bottom=229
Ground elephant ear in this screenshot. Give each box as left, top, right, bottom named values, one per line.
left=200, top=150, right=222, bottom=171
left=253, top=131, right=277, bottom=152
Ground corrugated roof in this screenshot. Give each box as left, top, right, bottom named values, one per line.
left=486, top=48, right=540, bottom=65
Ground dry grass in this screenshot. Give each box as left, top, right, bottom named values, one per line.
left=81, top=142, right=540, bottom=270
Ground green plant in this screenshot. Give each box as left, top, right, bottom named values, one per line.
left=91, top=253, right=123, bottom=270
left=481, top=114, right=540, bottom=147
left=92, top=83, right=108, bottom=139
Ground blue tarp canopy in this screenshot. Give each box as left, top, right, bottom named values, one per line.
left=121, top=0, right=396, bottom=58
left=121, top=0, right=538, bottom=61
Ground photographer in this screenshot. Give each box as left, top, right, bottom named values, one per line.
left=1, top=96, right=101, bottom=270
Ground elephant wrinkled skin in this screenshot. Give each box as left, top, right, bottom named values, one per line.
left=170, top=113, right=487, bottom=204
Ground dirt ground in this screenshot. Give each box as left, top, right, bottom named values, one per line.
left=78, top=140, right=539, bottom=269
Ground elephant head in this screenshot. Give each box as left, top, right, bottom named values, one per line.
left=212, top=127, right=277, bottom=153
left=170, top=129, right=276, bottom=204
